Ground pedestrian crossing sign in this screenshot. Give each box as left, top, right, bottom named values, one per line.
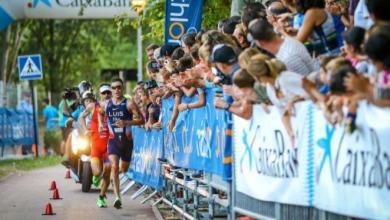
left=18, top=54, right=43, bottom=80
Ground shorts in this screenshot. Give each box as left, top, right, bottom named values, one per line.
left=61, top=127, right=72, bottom=140
left=90, top=132, right=109, bottom=164
left=107, top=137, right=133, bottom=162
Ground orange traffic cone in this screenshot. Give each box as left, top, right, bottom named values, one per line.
left=42, top=202, right=56, bottom=215
left=50, top=189, right=62, bottom=200
left=32, top=144, right=37, bottom=157
left=65, top=169, right=71, bottom=179
left=49, top=181, right=57, bottom=190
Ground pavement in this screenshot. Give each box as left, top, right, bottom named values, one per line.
left=0, top=165, right=157, bottom=220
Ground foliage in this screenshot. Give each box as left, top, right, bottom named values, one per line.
left=43, top=130, right=62, bottom=155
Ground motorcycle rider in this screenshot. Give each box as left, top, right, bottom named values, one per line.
left=99, top=78, right=143, bottom=209
left=80, top=83, right=112, bottom=208
left=61, top=81, right=93, bottom=167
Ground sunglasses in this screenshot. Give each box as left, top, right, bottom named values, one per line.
left=111, top=85, right=122, bottom=90
left=101, top=91, right=111, bottom=95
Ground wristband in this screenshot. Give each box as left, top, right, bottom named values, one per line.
left=223, top=103, right=231, bottom=110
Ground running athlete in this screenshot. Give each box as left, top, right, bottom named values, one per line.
left=80, top=84, right=112, bottom=208
left=99, top=78, right=143, bottom=209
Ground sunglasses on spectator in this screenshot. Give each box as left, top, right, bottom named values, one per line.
left=101, top=91, right=111, bottom=95
left=111, top=85, right=122, bottom=90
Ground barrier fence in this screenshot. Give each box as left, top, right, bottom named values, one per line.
left=123, top=89, right=390, bottom=220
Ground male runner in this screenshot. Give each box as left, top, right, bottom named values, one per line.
left=99, top=78, right=143, bottom=209
left=80, top=84, right=112, bottom=208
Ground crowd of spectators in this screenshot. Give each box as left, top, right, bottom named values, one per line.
left=134, top=0, right=390, bottom=143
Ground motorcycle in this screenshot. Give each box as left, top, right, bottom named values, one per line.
left=68, top=128, right=93, bottom=192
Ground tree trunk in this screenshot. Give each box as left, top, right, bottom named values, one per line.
left=0, top=26, right=11, bottom=106
left=230, top=0, right=246, bottom=16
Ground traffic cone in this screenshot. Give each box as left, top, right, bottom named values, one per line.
left=42, top=202, right=56, bottom=215
left=49, top=181, right=57, bottom=190
left=50, top=189, right=62, bottom=200
left=65, top=169, right=71, bottom=179
left=32, top=144, right=37, bottom=157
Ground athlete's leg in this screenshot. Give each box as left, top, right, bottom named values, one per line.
left=109, top=154, right=120, bottom=198
left=91, top=158, right=103, bottom=176
left=120, top=161, right=130, bottom=173
left=100, top=160, right=111, bottom=197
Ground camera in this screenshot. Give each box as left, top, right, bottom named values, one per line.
left=212, top=67, right=232, bottom=85
left=62, top=87, right=78, bottom=100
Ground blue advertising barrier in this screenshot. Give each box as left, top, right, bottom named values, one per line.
left=165, top=0, right=204, bottom=45
left=162, top=89, right=232, bottom=179
left=130, top=127, right=164, bottom=191
left=0, top=108, right=34, bottom=146
left=128, top=89, right=232, bottom=190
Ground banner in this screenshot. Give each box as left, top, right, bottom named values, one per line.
left=0, top=108, right=34, bottom=146
left=130, top=127, right=163, bottom=191
left=165, top=0, right=204, bottom=45
left=312, top=102, right=390, bottom=219
left=162, top=89, right=232, bottom=179
left=0, top=0, right=136, bottom=30
left=234, top=101, right=390, bottom=219
left=233, top=102, right=310, bottom=206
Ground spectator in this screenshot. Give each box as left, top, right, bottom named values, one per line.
left=276, top=0, right=340, bottom=57
left=341, top=26, right=372, bottom=75
left=241, top=2, right=267, bottom=31
left=146, top=44, right=159, bottom=60
left=209, top=44, right=240, bottom=104
left=233, top=23, right=250, bottom=49
left=181, top=33, right=197, bottom=53
left=42, top=98, right=59, bottom=132
left=249, top=18, right=315, bottom=75
left=366, top=0, right=390, bottom=23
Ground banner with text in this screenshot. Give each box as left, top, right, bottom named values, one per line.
left=0, top=108, right=34, bottom=146
left=162, top=89, right=232, bottom=179
left=165, top=0, right=204, bottom=45
left=233, top=101, right=390, bottom=219
left=130, top=127, right=163, bottom=191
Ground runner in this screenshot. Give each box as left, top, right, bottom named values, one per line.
left=99, top=78, right=143, bottom=209
left=80, top=84, right=112, bottom=208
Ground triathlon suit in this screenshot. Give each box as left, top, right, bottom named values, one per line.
left=106, top=98, right=133, bottom=162
left=90, top=102, right=109, bottom=164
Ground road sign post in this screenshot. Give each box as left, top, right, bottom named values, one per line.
left=18, top=54, right=43, bottom=157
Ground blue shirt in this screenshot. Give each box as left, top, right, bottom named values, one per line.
left=43, top=105, right=59, bottom=131
left=224, top=63, right=240, bottom=104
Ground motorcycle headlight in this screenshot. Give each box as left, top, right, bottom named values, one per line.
left=72, top=137, right=89, bottom=155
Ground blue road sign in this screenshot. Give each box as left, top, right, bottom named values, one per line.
left=18, top=54, right=43, bottom=80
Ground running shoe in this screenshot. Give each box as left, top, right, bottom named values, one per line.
left=92, top=176, right=101, bottom=187
left=113, top=197, right=122, bottom=209
left=97, top=195, right=107, bottom=208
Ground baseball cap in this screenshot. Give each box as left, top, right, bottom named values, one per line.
left=209, top=44, right=237, bottom=64
left=99, top=84, right=111, bottom=93
left=159, top=44, right=179, bottom=57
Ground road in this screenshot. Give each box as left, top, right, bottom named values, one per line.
left=0, top=165, right=157, bottom=220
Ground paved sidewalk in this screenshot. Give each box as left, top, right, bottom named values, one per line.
left=0, top=165, right=156, bottom=220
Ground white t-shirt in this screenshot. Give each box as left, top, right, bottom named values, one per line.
left=276, top=37, right=316, bottom=76
left=266, top=71, right=306, bottom=110
left=354, top=0, right=374, bottom=29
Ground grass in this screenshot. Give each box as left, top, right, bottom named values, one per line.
left=0, top=156, right=62, bottom=179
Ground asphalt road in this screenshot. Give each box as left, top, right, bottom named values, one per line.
left=0, top=165, right=156, bottom=220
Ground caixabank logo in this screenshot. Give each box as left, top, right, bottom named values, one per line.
left=27, top=0, right=130, bottom=8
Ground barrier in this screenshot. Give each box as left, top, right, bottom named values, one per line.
left=0, top=108, right=34, bottom=146
left=232, top=101, right=390, bottom=220
left=126, top=90, right=390, bottom=219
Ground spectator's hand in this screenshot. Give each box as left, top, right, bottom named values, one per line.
left=222, top=85, right=234, bottom=96
left=178, top=103, right=188, bottom=112
left=214, top=97, right=226, bottom=109
left=344, top=74, right=370, bottom=95
left=152, top=122, right=162, bottom=130
left=145, top=122, right=151, bottom=132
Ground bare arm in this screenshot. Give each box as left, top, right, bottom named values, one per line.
left=98, top=101, right=107, bottom=132
left=178, top=90, right=206, bottom=112
left=168, top=92, right=182, bottom=132
left=80, top=102, right=94, bottom=132
left=125, top=99, right=144, bottom=126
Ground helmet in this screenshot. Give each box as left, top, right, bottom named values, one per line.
left=81, top=91, right=95, bottom=104
left=78, top=81, right=93, bottom=95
